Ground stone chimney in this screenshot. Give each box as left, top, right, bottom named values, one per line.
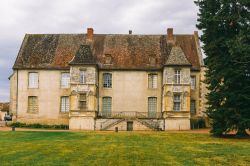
left=167, top=28, right=174, bottom=44
left=129, top=30, right=132, bottom=34
left=87, top=28, right=94, bottom=41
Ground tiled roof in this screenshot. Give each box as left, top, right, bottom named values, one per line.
left=13, top=33, right=201, bottom=70
left=165, top=46, right=191, bottom=66
left=69, top=45, right=96, bottom=65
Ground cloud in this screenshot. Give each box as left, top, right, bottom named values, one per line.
left=0, top=0, right=200, bottom=101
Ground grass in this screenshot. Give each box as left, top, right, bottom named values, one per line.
left=0, top=131, right=249, bottom=166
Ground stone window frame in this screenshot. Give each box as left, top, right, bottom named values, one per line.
left=173, top=93, right=181, bottom=111
left=103, top=73, right=112, bottom=88
left=60, top=96, right=70, bottom=113
left=27, top=96, right=38, bottom=113
left=61, top=72, right=70, bottom=88
left=148, top=73, right=158, bottom=89
left=28, top=72, right=39, bottom=89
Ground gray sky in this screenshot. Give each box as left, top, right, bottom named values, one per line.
left=0, top=0, right=199, bottom=102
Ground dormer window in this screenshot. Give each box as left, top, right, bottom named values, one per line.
left=149, top=56, right=156, bottom=65
left=104, top=54, right=112, bottom=64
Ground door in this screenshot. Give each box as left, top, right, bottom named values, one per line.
left=148, top=97, right=157, bottom=118
left=127, top=121, right=133, bottom=131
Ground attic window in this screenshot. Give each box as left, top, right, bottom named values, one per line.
left=149, top=56, right=156, bottom=65
left=104, top=54, right=112, bottom=64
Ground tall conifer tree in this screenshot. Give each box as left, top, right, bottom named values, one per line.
left=195, top=0, right=250, bottom=136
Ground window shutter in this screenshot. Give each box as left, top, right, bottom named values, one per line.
left=28, top=96, right=38, bottom=112
left=29, top=73, right=38, bottom=88
left=148, top=74, right=157, bottom=88
left=61, top=73, right=70, bottom=88
left=102, top=97, right=112, bottom=116
left=148, top=97, right=157, bottom=117
left=61, top=96, right=69, bottom=112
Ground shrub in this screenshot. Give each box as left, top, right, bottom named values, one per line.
left=10, top=122, right=69, bottom=130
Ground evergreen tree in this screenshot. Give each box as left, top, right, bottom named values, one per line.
left=195, top=0, right=250, bottom=136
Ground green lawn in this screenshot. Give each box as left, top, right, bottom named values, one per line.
left=0, top=131, right=249, bottom=166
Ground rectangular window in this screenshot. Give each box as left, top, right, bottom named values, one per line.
left=102, top=97, right=112, bottom=117
left=28, top=96, right=38, bottom=112
left=148, top=97, right=157, bottom=118
left=174, top=70, right=181, bottom=84
left=148, top=74, right=157, bottom=88
left=61, top=73, right=70, bottom=88
left=190, top=100, right=196, bottom=114
left=103, top=73, right=112, bottom=88
left=28, top=72, right=38, bottom=88
left=191, top=76, right=196, bottom=90
left=80, top=71, right=86, bottom=84
left=61, top=96, right=69, bottom=112
left=173, top=94, right=181, bottom=111
left=79, top=94, right=87, bottom=109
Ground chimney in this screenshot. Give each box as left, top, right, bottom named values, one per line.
left=129, top=30, right=132, bottom=34
left=194, top=31, right=199, bottom=39
left=167, top=28, right=174, bottom=42
left=87, top=28, right=94, bottom=41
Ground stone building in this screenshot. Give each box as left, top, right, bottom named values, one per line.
left=9, top=28, right=207, bottom=130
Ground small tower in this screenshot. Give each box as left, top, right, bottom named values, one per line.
left=162, top=28, right=192, bottom=130
left=68, top=44, right=98, bottom=130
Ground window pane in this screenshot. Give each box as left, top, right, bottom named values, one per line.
left=79, top=94, right=87, bottom=109
left=28, top=96, right=38, bottom=112
left=80, top=71, right=86, bottom=84
left=61, top=73, right=70, bottom=88
left=103, top=73, right=112, bottom=88
left=191, top=76, right=196, bottom=90
left=102, top=97, right=112, bottom=116
left=173, top=94, right=181, bottom=111
left=148, top=97, right=157, bottom=117
left=29, top=73, right=38, bottom=88
left=174, top=70, right=181, bottom=84
left=61, top=96, right=69, bottom=112
left=190, top=100, right=196, bottom=114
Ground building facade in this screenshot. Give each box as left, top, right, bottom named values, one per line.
left=10, top=28, right=207, bottom=130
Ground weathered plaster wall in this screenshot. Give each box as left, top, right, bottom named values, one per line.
left=98, top=71, right=162, bottom=113
left=15, top=70, right=70, bottom=125
left=165, top=118, right=190, bottom=130
left=9, top=71, right=17, bottom=120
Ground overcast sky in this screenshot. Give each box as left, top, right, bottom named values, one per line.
left=0, top=0, right=199, bottom=102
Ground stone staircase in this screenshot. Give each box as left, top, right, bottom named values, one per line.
left=100, top=118, right=162, bottom=131
left=100, top=119, right=125, bottom=130
left=136, top=119, right=162, bottom=131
